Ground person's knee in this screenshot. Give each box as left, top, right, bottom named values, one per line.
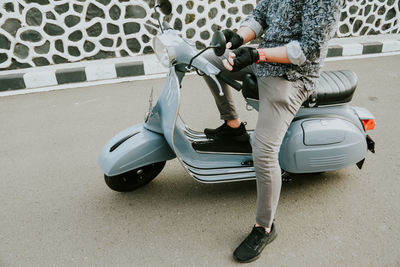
left=252, top=133, right=279, bottom=152
left=252, top=138, right=279, bottom=163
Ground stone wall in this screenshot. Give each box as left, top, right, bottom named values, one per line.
left=0, top=0, right=399, bottom=70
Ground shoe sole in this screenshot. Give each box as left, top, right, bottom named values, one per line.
left=233, top=231, right=278, bottom=263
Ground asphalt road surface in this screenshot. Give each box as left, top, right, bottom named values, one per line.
left=1, top=55, right=399, bottom=266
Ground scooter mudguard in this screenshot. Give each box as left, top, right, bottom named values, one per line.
left=98, top=123, right=176, bottom=177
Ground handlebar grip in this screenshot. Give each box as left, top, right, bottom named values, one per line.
left=217, top=72, right=242, bottom=91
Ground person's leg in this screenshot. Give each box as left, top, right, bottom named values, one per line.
left=253, top=77, right=310, bottom=228
left=202, top=50, right=252, bottom=124
left=233, top=77, right=310, bottom=263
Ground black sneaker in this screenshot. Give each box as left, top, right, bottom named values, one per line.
left=204, top=122, right=249, bottom=141
left=233, top=224, right=277, bottom=263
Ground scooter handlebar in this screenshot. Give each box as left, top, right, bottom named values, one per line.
left=209, top=74, right=224, bottom=96
left=216, top=72, right=242, bottom=92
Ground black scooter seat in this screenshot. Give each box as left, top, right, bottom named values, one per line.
left=242, top=70, right=358, bottom=107
left=304, top=70, right=358, bottom=106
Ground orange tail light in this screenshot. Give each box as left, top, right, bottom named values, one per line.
left=362, top=119, right=375, bottom=131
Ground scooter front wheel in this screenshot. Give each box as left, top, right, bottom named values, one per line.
left=104, top=161, right=166, bottom=192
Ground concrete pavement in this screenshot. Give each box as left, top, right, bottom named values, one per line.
left=1, top=55, right=399, bottom=266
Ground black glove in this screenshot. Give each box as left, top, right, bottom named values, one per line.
left=230, top=47, right=259, bottom=72
left=222, top=29, right=244, bottom=49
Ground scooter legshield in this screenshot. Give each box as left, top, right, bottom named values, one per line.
left=98, top=123, right=176, bottom=177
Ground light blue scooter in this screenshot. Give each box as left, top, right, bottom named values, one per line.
left=98, top=0, right=376, bottom=192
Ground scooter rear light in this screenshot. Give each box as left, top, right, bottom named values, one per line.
left=362, top=119, right=375, bottom=130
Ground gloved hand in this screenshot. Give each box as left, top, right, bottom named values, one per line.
left=224, top=47, right=259, bottom=72
left=222, top=29, right=244, bottom=49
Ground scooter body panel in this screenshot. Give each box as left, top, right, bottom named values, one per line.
left=145, top=67, right=181, bottom=148
left=279, top=118, right=367, bottom=173
left=144, top=67, right=181, bottom=135
left=98, top=123, right=176, bottom=177
left=246, top=98, right=369, bottom=173
left=352, top=106, right=375, bottom=120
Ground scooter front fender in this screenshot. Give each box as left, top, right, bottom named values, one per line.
left=98, top=123, right=176, bottom=176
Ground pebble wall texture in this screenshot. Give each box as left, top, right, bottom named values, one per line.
left=0, top=0, right=399, bottom=70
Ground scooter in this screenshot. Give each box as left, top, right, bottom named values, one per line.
left=98, top=0, right=376, bottom=192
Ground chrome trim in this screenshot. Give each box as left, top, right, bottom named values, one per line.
left=192, top=175, right=257, bottom=184
left=192, top=150, right=252, bottom=155
left=181, top=160, right=256, bottom=183
left=182, top=160, right=253, bottom=170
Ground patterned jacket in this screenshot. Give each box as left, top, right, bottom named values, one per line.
left=241, top=0, right=343, bottom=90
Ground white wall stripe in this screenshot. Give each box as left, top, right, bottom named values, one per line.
left=341, top=43, right=364, bottom=56
left=86, top=64, right=117, bottom=82
left=23, top=70, right=58, bottom=89
left=382, top=40, right=400, bottom=53
left=143, top=60, right=169, bottom=76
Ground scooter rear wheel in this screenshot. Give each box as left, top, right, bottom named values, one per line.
left=104, top=161, right=166, bottom=192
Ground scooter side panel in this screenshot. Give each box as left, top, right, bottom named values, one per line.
left=280, top=119, right=367, bottom=173
left=98, top=123, right=176, bottom=177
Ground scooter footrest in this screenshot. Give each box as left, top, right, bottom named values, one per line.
left=192, top=140, right=252, bottom=154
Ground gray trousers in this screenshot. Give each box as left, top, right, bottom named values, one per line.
left=203, top=50, right=311, bottom=227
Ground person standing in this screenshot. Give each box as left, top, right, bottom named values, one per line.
left=201, top=0, right=343, bottom=262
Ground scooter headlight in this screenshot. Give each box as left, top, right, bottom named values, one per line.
left=153, top=36, right=176, bottom=67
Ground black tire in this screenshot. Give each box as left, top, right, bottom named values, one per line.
left=104, top=161, right=166, bottom=192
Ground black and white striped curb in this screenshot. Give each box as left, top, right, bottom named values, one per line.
left=0, top=61, right=147, bottom=92
left=0, top=38, right=399, bottom=92
left=327, top=39, right=400, bottom=57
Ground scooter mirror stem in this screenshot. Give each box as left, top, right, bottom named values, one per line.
left=154, top=0, right=172, bottom=33
left=187, top=45, right=219, bottom=70
left=153, top=5, right=164, bottom=33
